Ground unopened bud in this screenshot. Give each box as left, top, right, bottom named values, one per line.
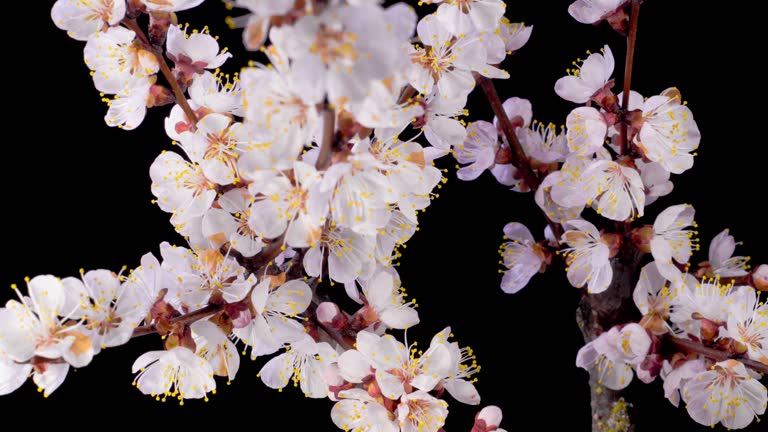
left=472, top=405, right=503, bottom=432
left=697, top=317, right=721, bottom=342
left=316, top=302, right=349, bottom=330
left=148, top=85, right=175, bottom=108
left=337, top=109, right=362, bottom=142
left=350, top=305, right=379, bottom=331
left=751, top=264, right=768, bottom=291
left=605, top=7, right=630, bottom=35
left=149, top=11, right=175, bottom=47
left=225, top=302, right=252, bottom=329
left=716, top=337, right=748, bottom=355
left=366, top=379, right=382, bottom=399
left=636, top=354, right=663, bottom=384
left=601, top=232, right=623, bottom=259
left=629, top=225, right=654, bottom=253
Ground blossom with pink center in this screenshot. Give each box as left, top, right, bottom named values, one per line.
left=683, top=359, right=767, bottom=429
left=167, top=24, right=232, bottom=74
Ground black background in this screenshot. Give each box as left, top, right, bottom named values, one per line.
left=3, top=1, right=766, bottom=430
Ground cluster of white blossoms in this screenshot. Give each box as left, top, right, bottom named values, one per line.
left=26, top=0, right=768, bottom=430
left=3, top=1, right=543, bottom=431
left=491, top=0, right=768, bottom=429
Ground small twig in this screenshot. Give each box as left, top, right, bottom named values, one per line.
left=478, top=77, right=563, bottom=244
left=122, top=18, right=199, bottom=125
left=316, top=106, right=336, bottom=170
left=132, top=303, right=223, bottom=338
left=478, top=77, right=539, bottom=190
left=619, top=0, right=641, bottom=155
left=664, top=335, right=768, bottom=375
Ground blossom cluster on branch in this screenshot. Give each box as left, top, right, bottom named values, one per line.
left=1, top=0, right=535, bottom=430
left=2, top=0, right=765, bottom=431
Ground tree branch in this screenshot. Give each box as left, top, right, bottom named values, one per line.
left=316, top=106, right=336, bottom=170
left=664, top=335, right=768, bottom=375
left=132, top=303, right=223, bottom=338
left=478, top=77, right=539, bottom=190
left=620, top=0, right=641, bottom=155
left=478, top=77, right=564, bottom=244
left=122, top=18, right=199, bottom=126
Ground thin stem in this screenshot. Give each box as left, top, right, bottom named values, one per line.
left=132, top=303, right=223, bottom=338
left=478, top=77, right=539, bottom=190
left=664, top=335, right=768, bottom=375
left=316, top=106, right=336, bottom=170
left=620, top=0, right=641, bottom=155
left=478, top=77, right=563, bottom=244
left=122, top=18, right=199, bottom=125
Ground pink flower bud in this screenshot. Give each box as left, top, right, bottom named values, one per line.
left=751, top=264, right=768, bottom=291
left=472, top=405, right=503, bottom=432
left=636, top=354, right=663, bottom=383
left=629, top=225, right=654, bottom=253
left=316, top=302, right=349, bottom=330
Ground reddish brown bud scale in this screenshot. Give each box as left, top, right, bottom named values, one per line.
left=148, top=11, right=175, bottom=47
left=629, top=225, right=654, bottom=253
left=148, top=85, right=175, bottom=107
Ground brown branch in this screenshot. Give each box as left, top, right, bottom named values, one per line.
left=664, top=335, right=768, bottom=375
left=478, top=77, right=563, bottom=244
left=316, top=106, right=336, bottom=170
left=122, top=18, right=199, bottom=126
left=132, top=303, right=224, bottom=338
left=619, top=0, right=641, bottom=155
left=478, top=76, right=539, bottom=190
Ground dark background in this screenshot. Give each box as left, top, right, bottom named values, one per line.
left=3, top=1, right=766, bottom=430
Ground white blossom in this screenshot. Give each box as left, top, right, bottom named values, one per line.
left=636, top=88, right=700, bottom=175
left=683, top=360, right=767, bottom=429
left=499, top=222, right=546, bottom=294
left=555, top=45, right=614, bottom=104
left=561, top=219, right=613, bottom=294
left=51, top=0, right=126, bottom=41
left=132, top=346, right=215, bottom=402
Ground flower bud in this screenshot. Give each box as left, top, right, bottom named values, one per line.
left=350, top=305, right=379, bottom=331
left=148, top=85, right=175, bottom=108
left=149, top=11, right=176, bottom=46
left=316, top=302, right=349, bottom=330
left=751, top=264, right=768, bottom=291
left=636, top=354, right=663, bottom=384
left=697, top=317, right=721, bottom=342
left=472, top=405, right=503, bottom=432
left=629, top=225, right=654, bottom=253
left=601, top=232, right=623, bottom=259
